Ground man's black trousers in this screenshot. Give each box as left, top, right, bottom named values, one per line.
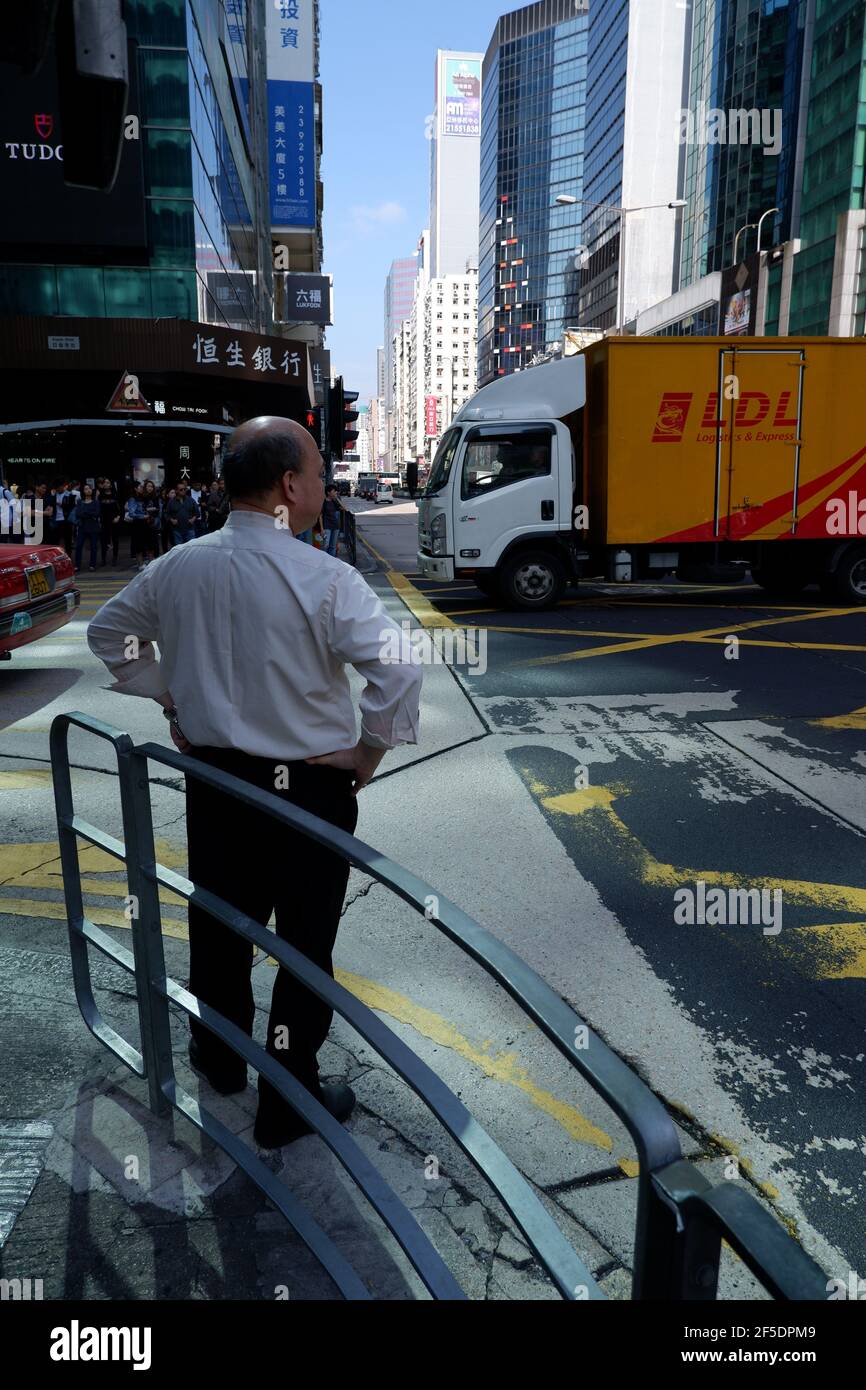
left=185, top=745, right=358, bottom=1123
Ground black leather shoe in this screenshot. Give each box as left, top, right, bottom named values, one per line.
left=253, top=1083, right=356, bottom=1149
left=188, top=1038, right=247, bottom=1096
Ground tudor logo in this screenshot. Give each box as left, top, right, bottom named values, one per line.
left=4, top=111, right=63, bottom=161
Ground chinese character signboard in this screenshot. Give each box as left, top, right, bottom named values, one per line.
left=281, top=274, right=332, bottom=325
left=441, top=58, right=481, bottom=139
left=425, top=395, right=439, bottom=438
left=309, top=346, right=331, bottom=404
left=266, top=0, right=315, bottom=228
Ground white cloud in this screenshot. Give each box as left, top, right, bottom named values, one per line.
left=347, top=201, right=407, bottom=235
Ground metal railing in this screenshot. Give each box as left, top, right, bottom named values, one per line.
left=50, top=711, right=828, bottom=1301
left=340, top=501, right=356, bottom=566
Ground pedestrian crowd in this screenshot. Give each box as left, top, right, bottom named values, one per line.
left=0, top=475, right=345, bottom=570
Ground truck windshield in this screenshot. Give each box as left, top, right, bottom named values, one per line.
left=423, top=429, right=460, bottom=496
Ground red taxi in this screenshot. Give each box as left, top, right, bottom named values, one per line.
left=0, top=544, right=80, bottom=659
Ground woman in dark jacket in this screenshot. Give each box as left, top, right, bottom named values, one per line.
left=98, top=486, right=121, bottom=567
left=142, top=480, right=161, bottom=563
left=72, top=485, right=101, bottom=572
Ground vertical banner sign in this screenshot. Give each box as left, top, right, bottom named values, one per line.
left=719, top=254, right=760, bottom=336
left=425, top=395, right=439, bottom=437
left=266, top=0, right=315, bottom=227
left=442, top=58, right=481, bottom=138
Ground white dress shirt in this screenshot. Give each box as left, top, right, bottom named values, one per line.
left=86, top=510, right=423, bottom=760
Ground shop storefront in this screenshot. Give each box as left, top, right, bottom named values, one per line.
left=0, top=315, right=314, bottom=492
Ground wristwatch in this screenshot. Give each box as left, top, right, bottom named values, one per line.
left=162, top=704, right=186, bottom=739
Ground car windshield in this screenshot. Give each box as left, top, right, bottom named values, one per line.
left=423, top=429, right=460, bottom=496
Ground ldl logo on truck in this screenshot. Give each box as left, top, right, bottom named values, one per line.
left=652, top=390, right=799, bottom=443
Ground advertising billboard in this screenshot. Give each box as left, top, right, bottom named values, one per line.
left=425, top=395, right=439, bottom=437
left=0, top=36, right=146, bottom=251
left=719, top=255, right=760, bottom=336
left=265, top=0, right=316, bottom=228
left=441, top=58, right=481, bottom=139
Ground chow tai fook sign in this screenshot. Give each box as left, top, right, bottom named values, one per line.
left=266, top=0, right=316, bottom=228
left=0, top=317, right=315, bottom=405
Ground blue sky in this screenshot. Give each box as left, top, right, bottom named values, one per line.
left=319, top=0, right=508, bottom=400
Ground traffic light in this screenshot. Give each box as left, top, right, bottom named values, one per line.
left=327, top=378, right=344, bottom=459
left=303, top=405, right=324, bottom=452
left=327, top=378, right=360, bottom=461
left=343, top=388, right=360, bottom=457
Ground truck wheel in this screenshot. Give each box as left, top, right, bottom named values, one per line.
left=500, top=551, right=566, bottom=610
left=830, top=546, right=866, bottom=604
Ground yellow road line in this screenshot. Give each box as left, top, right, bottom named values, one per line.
left=0, top=895, right=189, bottom=939
left=0, top=769, right=54, bottom=789
left=385, top=571, right=458, bottom=630
left=335, top=969, right=624, bottom=1162
left=532, top=782, right=866, bottom=938
left=522, top=605, right=862, bottom=667
left=810, top=704, right=866, bottom=731
left=0, top=885, right=636, bottom=1170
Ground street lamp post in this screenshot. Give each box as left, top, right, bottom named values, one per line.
left=757, top=207, right=780, bottom=252
left=555, top=195, right=687, bottom=330
left=733, top=222, right=757, bottom=265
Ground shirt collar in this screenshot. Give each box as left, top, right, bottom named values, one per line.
left=222, top=509, right=301, bottom=547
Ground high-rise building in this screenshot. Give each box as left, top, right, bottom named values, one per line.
left=577, top=0, right=688, bottom=331
left=429, top=49, right=483, bottom=277
left=383, top=251, right=420, bottom=450
left=377, top=346, right=386, bottom=399
left=783, top=0, right=865, bottom=335
left=0, top=1, right=316, bottom=490
left=678, top=0, right=809, bottom=294
left=266, top=0, right=326, bottom=348
left=0, top=0, right=275, bottom=333
left=478, top=0, right=588, bottom=387
left=425, top=269, right=479, bottom=447
left=637, top=0, right=866, bottom=340
left=356, top=402, right=371, bottom=469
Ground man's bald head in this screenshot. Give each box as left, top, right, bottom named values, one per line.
left=223, top=416, right=320, bottom=502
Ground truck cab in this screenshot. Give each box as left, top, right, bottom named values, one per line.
left=417, top=356, right=585, bottom=609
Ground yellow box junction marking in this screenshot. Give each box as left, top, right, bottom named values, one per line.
left=527, top=781, right=866, bottom=980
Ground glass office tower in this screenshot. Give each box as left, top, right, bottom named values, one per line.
left=787, top=0, right=866, bottom=334
left=577, top=0, right=629, bottom=328
left=0, top=0, right=273, bottom=333
left=679, top=0, right=808, bottom=290
left=478, top=0, right=587, bottom=386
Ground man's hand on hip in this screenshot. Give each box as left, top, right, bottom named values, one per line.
left=305, top=739, right=386, bottom=795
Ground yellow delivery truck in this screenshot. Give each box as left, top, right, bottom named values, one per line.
left=417, top=337, right=866, bottom=609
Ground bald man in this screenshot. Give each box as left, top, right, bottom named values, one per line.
left=88, top=418, right=423, bottom=1148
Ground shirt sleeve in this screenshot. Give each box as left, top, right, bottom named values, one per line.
left=326, top=567, right=423, bottom=749
left=86, top=563, right=170, bottom=700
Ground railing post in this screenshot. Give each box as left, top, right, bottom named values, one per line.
left=116, top=744, right=173, bottom=1117
left=633, top=1162, right=721, bottom=1300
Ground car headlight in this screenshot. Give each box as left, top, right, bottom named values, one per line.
left=431, top=513, right=447, bottom=556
